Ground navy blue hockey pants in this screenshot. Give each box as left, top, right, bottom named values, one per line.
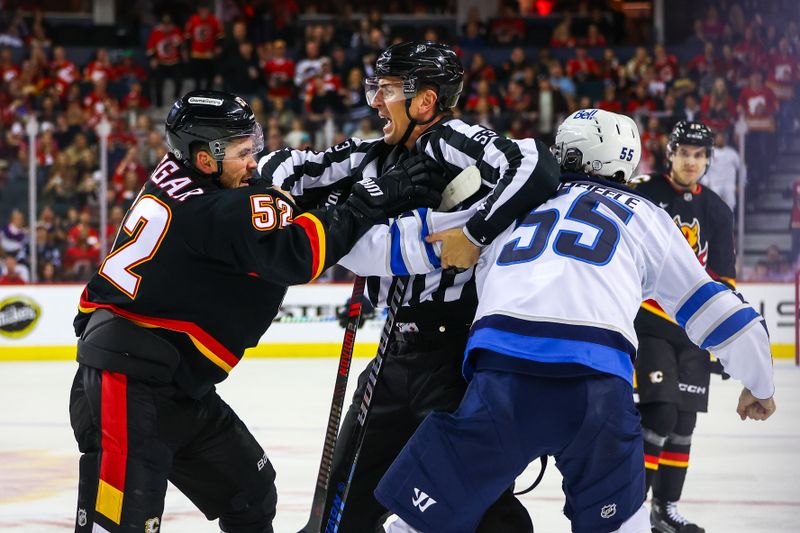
left=375, top=369, right=645, bottom=533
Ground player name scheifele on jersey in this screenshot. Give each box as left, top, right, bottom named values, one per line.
left=463, top=178, right=773, bottom=399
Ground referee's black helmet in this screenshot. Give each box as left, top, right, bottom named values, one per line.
left=374, top=41, right=464, bottom=112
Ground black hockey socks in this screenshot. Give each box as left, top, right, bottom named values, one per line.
left=652, top=410, right=697, bottom=502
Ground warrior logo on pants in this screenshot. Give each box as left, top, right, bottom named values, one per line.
left=412, top=488, right=437, bottom=512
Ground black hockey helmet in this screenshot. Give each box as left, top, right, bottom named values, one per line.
left=165, top=90, right=263, bottom=172
left=667, top=121, right=713, bottom=157
left=370, top=41, right=463, bottom=112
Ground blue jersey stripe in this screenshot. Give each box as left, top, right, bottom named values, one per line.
left=471, top=314, right=636, bottom=358
left=418, top=209, right=441, bottom=269
left=465, top=327, right=635, bottom=384
left=389, top=222, right=410, bottom=276
left=700, top=307, right=761, bottom=349
left=675, top=281, right=729, bottom=327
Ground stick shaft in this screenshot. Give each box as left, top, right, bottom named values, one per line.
left=298, top=276, right=367, bottom=533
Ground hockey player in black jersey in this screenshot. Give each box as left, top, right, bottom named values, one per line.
left=67, top=90, right=446, bottom=533
left=259, top=41, right=560, bottom=533
left=632, top=121, right=735, bottom=533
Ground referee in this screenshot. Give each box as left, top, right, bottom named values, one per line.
left=258, top=41, right=560, bottom=533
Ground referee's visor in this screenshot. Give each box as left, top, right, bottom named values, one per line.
left=365, top=77, right=417, bottom=106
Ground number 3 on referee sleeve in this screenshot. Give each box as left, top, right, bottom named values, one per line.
left=99, top=195, right=172, bottom=299
left=250, top=194, right=293, bottom=231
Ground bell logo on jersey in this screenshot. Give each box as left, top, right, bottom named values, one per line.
left=601, top=503, right=617, bottom=518
left=673, top=216, right=708, bottom=266
left=412, top=488, right=437, bottom=512
left=649, top=370, right=664, bottom=383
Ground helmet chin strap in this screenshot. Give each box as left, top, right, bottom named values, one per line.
left=397, top=98, right=442, bottom=148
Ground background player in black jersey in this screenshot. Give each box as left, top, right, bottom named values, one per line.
left=258, top=41, right=559, bottom=533
left=631, top=121, right=736, bottom=533
left=67, top=90, right=446, bottom=533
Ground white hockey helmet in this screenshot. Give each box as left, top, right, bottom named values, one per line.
left=551, top=109, right=641, bottom=183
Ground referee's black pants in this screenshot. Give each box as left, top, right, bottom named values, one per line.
left=322, top=325, right=533, bottom=533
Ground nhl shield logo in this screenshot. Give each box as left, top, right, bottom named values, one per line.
left=601, top=503, right=617, bottom=518
left=77, top=508, right=87, bottom=526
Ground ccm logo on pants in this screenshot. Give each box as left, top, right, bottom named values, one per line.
left=679, top=383, right=706, bottom=395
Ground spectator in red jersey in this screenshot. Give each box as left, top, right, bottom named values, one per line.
left=718, top=43, right=745, bottom=88
left=465, top=52, right=496, bottom=91
left=120, top=81, right=151, bottom=113
left=733, top=26, right=763, bottom=67
left=653, top=44, right=678, bottom=84
left=738, top=70, right=779, bottom=195
left=701, top=77, right=736, bottom=133
left=466, top=78, right=501, bottom=113
left=146, top=13, right=184, bottom=106
left=304, top=57, right=344, bottom=116
left=791, top=178, right=800, bottom=264
left=0, top=254, right=28, bottom=284
left=596, top=84, right=622, bottom=113
left=580, top=24, right=607, bottom=47
left=81, top=79, right=118, bottom=127
left=766, top=37, right=799, bottom=104
left=566, top=47, right=600, bottom=81
left=263, top=39, right=295, bottom=100
left=62, top=228, right=100, bottom=281
left=688, top=42, right=719, bottom=82
left=83, top=48, right=115, bottom=85
left=114, top=51, right=147, bottom=88
left=0, top=47, right=20, bottom=84
left=50, top=46, right=78, bottom=96
left=549, top=17, right=576, bottom=48
left=625, top=83, right=657, bottom=116
left=185, top=2, right=222, bottom=91
left=491, top=3, right=526, bottom=44
left=701, top=4, right=725, bottom=42
left=640, top=116, right=667, bottom=173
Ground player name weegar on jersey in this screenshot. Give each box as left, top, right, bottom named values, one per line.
left=75, top=154, right=366, bottom=398
left=258, top=118, right=555, bottom=314
left=464, top=177, right=773, bottom=399
left=631, top=173, right=736, bottom=342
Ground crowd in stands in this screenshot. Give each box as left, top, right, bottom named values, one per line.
left=0, top=0, right=798, bottom=284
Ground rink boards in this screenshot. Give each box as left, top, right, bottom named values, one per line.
left=0, top=282, right=794, bottom=361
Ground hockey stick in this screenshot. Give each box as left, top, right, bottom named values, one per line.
left=322, top=275, right=408, bottom=533
left=298, top=275, right=367, bottom=533
left=318, top=165, right=482, bottom=533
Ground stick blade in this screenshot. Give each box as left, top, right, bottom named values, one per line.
left=437, top=165, right=481, bottom=211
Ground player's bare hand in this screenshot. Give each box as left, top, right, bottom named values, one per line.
left=426, top=228, right=480, bottom=269
left=736, top=388, right=775, bottom=421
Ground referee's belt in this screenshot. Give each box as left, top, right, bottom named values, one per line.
left=392, top=320, right=472, bottom=345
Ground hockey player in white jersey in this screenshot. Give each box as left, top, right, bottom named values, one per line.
left=363, top=109, right=775, bottom=533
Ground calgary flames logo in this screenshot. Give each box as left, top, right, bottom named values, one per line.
left=673, top=216, right=708, bottom=266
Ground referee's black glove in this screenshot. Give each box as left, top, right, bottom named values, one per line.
left=346, top=154, right=447, bottom=221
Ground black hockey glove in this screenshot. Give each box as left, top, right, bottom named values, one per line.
left=345, top=154, right=447, bottom=221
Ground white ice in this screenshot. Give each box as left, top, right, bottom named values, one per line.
left=0, top=358, right=797, bottom=532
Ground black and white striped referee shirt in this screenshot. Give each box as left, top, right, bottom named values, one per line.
left=257, top=118, right=560, bottom=312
